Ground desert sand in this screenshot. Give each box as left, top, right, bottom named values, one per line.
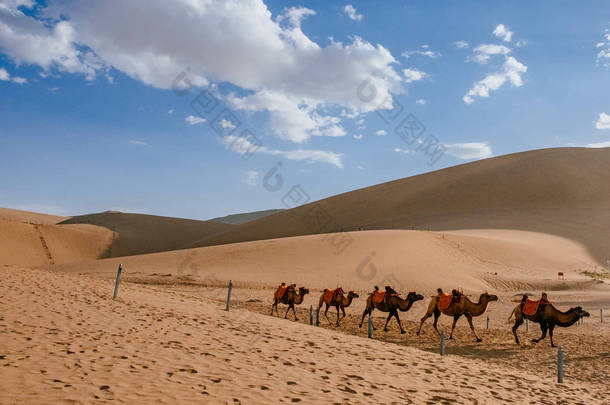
left=2, top=148, right=610, bottom=404
left=2, top=266, right=608, bottom=404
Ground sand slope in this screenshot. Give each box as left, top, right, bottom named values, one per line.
left=60, top=211, right=235, bottom=258
left=1, top=266, right=607, bottom=404
left=49, top=230, right=603, bottom=294
left=0, top=208, right=113, bottom=267
left=191, top=148, right=610, bottom=264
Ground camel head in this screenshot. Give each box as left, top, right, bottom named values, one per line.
left=406, top=291, right=424, bottom=302
left=481, top=292, right=498, bottom=302
left=573, top=306, right=590, bottom=318
left=347, top=291, right=359, bottom=299
left=298, top=287, right=310, bottom=296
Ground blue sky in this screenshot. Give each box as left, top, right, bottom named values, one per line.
left=1, top=0, right=609, bottom=219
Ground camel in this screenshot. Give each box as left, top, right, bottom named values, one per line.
left=318, top=289, right=359, bottom=326
left=416, top=291, right=498, bottom=342
left=509, top=303, right=589, bottom=347
left=271, top=285, right=310, bottom=320
left=358, top=291, right=424, bottom=334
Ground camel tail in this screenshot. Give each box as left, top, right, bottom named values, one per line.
left=508, top=307, right=516, bottom=322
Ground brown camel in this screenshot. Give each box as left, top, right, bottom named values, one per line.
left=358, top=291, right=424, bottom=334
left=416, top=291, right=498, bottom=342
left=271, top=285, right=310, bottom=320
left=509, top=303, right=589, bottom=347
left=318, top=289, right=359, bottom=326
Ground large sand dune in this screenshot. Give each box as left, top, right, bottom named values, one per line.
left=60, top=211, right=235, bottom=258
left=0, top=208, right=113, bottom=267
left=190, top=148, right=610, bottom=265
left=50, top=229, right=604, bottom=294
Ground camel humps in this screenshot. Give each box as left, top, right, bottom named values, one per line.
left=417, top=290, right=497, bottom=342
left=318, top=288, right=359, bottom=326
left=359, top=290, right=424, bottom=334
left=510, top=302, right=590, bottom=347
left=271, top=284, right=310, bottom=320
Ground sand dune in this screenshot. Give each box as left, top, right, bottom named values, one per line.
left=0, top=208, right=113, bottom=267
left=49, top=229, right=604, bottom=294
left=190, top=148, right=610, bottom=265
left=60, top=211, right=235, bottom=258
left=2, top=266, right=607, bottom=404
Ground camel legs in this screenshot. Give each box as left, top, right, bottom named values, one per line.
left=449, top=314, right=461, bottom=340
left=465, top=313, right=482, bottom=342
left=359, top=305, right=377, bottom=330
left=417, top=308, right=437, bottom=336
left=512, top=313, right=524, bottom=344
left=431, top=308, right=441, bottom=336
left=532, top=323, right=547, bottom=344
left=337, top=305, right=346, bottom=326
left=335, top=305, right=341, bottom=327
left=548, top=324, right=557, bottom=348
left=284, top=304, right=298, bottom=321
left=323, top=304, right=334, bottom=326
left=384, top=310, right=406, bottom=334
left=271, top=300, right=278, bottom=316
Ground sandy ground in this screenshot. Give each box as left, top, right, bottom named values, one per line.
left=2, top=266, right=609, bottom=405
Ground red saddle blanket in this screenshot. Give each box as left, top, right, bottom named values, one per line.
left=439, top=294, right=453, bottom=310
left=372, top=291, right=386, bottom=305
left=323, top=288, right=344, bottom=305
left=523, top=299, right=540, bottom=316
left=275, top=285, right=288, bottom=300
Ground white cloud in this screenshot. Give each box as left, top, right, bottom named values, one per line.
left=353, top=134, right=363, bottom=140
left=0, top=1, right=402, bottom=145
left=167, top=108, right=174, bottom=114
left=464, top=29, right=527, bottom=104
left=416, top=99, right=426, bottom=105
left=0, top=67, right=26, bottom=83
left=356, top=164, right=365, bottom=170
left=375, top=129, right=387, bottom=136
left=129, top=139, right=148, bottom=145
left=393, top=147, right=411, bottom=154
left=222, top=135, right=343, bottom=168
left=493, top=24, right=513, bottom=42
left=454, top=41, right=469, bottom=49
left=342, top=4, right=362, bottom=21
left=243, top=170, right=259, bottom=186
left=402, top=46, right=441, bottom=59
left=472, top=44, right=511, bottom=64
left=596, top=27, right=610, bottom=67
left=595, top=112, right=610, bottom=130
left=402, top=68, right=427, bottom=83
left=443, top=142, right=493, bottom=159
left=586, top=141, right=610, bottom=148
left=185, top=115, right=206, bottom=125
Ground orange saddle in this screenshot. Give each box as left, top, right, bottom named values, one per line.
left=372, top=290, right=386, bottom=305
left=323, top=288, right=344, bottom=305
left=275, top=285, right=288, bottom=300
left=522, top=299, right=540, bottom=316
left=439, top=293, right=453, bottom=310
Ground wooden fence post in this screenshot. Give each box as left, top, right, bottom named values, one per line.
left=486, top=316, right=489, bottom=329
left=367, top=313, right=372, bottom=338
left=225, top=280, right=232, bottom=311
left=557, top=346, right=564, bottom=383
left=440, top=331, right=446, bottom=356
left=113, top=264, right=122, bottom=299
left=526, top=318, right=529, bottom=332
left=309, top=305, right=313, bottom=325
left=315, top=307, right=320, bottom=326
left=601, top=308, right=603, bottom=323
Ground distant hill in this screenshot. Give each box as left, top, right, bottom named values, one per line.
left=0, top=208, right=112, bottom=266
left=210, top=209, right=284, bottom=225
left=60, top=211, right=234, bottom=258
left=188, top=147, right=610, bottom=264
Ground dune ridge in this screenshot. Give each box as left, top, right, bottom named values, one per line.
left=188, top=148, right=610, bottom=265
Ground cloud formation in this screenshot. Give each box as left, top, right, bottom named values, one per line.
left=492, top=24, right=513, bottom=42
left=444, top=142, right=493, bottom=159
left=595, top=112, right=610, bottom=130
left=402, top=68, right=427, bottom=83
left=0, top=0, right=402, bottom=146
left=0, top=66, right=26, bottom=83
left=185, top=115, right=206, bottom=125
left=342, top=5, right=362, bottom=21
left=464, top=26, right=527, bottom=104
left=243, top=170, right=259, bottom=186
